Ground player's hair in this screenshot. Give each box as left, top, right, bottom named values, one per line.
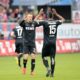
left=25, top=11, right=33, bottom=16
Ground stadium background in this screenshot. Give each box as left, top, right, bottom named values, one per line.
left=0, top=0, right=80, bottom=56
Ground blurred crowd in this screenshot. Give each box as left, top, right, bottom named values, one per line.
left=0, top=5, right=60, bottom=22
left=0, top=5, right=62, bottom=40
left=0, top=5, right=24, bottom=22
left=0, top=5, right=60, bottom=39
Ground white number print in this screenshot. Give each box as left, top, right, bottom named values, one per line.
left=49, top=25, right=56, bottom=35
left=17, top=28, right=23, bottom=37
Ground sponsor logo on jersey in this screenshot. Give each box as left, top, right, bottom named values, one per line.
left=25, top=27, right=35, bottom=30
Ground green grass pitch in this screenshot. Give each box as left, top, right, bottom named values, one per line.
left=0, top=53, right=80, bottom=80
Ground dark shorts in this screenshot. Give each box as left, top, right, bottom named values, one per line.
left=23, top=42, right=36, bottom=54
left=15, top=42, right=23, bottom=53
left=42, top=43, right=56, bottom=58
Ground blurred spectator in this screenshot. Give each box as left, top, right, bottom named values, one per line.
left=0, top=5, right=8, bottom=22
left=7, top=8, right=13, bottom=17
left=9, top=0, right=13, bottom=7
left=0, top=30, right=4, bottom=39
left=14, top=8, right=19, bottom=18
left=13, top=8, right=23, bottom=20
left=8, top=7, right=23, bottom=22
left=74, top=11, right=80, bottom=20
left=0, top=33, right=4, bottom=39
left=8, top=12, right=17, bottom=22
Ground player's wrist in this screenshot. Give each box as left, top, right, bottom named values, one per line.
left=54, top=12, right=58, bottom=16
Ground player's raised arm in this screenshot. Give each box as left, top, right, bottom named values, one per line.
left=52, top=8, right=65, bottom=22
left=19, top=19, right=25, bottom=28
left=34, top=8, right=44, bottom=20
left=19, top=12, right=28, bottom=28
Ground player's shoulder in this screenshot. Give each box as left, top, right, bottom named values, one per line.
left=47, top=20, right=62, bottom=25
left=56, top=20, right=63, bottom=25
left=39, top=20, right=48, bottom=25
left=32, top=21, right=37, bottom=24
left=15, top=26, right=21, bottom=28
left=19, top=20, right=25, bottom=27
left=46, top=20, right=56, bottom=24
left=15, top=26, right=21, bottom=29
left=14, top=26, right=22, bottom=30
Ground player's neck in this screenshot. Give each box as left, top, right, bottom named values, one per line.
left=25, top=20, right=32, bottom=23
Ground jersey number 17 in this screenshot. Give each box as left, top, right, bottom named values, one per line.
left=17, top=28, right=23, bottom=37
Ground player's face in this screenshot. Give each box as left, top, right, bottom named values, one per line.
left=25, top=14, right=33, bottom=23
left=48, top=7, right=51, bottom=12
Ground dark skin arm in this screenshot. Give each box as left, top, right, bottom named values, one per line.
left=52, top=8, right=65, bottom=22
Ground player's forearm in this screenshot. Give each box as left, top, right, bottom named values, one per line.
left=34, top=8, right=44, bottom=20
left=55, top=13, right=65, bottom=22
left=34, top=14, right=40, bottom=20
left=34, top=12, right=43, bottom=20
left=52, top=8, right=65, bottom=22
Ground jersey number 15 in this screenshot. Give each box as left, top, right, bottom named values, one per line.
left=49, top=25, right=56, bottom=35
